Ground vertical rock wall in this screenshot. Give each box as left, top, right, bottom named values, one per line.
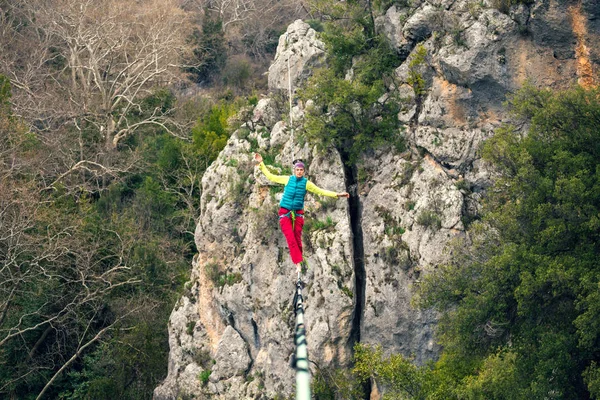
left=156, top=2, right=599, bottom=398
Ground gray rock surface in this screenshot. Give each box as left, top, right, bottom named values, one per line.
left=156, top=1, right=599, bottom=398
left=211, top=326, right=252, bottom=381
left=268, top=20, right=326, bottom=91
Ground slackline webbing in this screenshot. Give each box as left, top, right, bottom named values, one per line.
left=292, top=272, right=311, bottom=400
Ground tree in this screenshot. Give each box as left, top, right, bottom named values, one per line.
left=1, top=0, right=195, bottom=194
left=415, top=85, right=600, bottom=399
left=299, top=20, right=403, bottom=164
left=38, top=0, right=192, bottom=149
left=185, top=17, right=227, bottom=84
left=0, top=70, right=192, bottom=400
left=300, top=67, right=402, bottom=164
left=184, top=0, right=306, bottom=62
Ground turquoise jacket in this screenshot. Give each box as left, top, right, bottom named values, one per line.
left=280, top=176, right=308, bottom=210
left=259, top=162, right=338, bottom=210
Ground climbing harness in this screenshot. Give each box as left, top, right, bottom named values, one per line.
left=279, top=210, right=303, bottom=225
left=292, top=275, right=311, bottom=400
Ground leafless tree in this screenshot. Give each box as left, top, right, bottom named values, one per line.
left=1, top=0, right=196, bottom=193
left=37, top=0, right=192, bottom=148
left=185, top=0, right=307, bottom=60
left=0, top=177, right=146, bottom=398
left=0, top=101, right=144, bottom=398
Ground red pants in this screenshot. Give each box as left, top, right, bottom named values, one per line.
left=278, top=208, right=304, bottom=264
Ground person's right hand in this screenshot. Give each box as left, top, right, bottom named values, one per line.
left=254, top=153, right=263, bottom=164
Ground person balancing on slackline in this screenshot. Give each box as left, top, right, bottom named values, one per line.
left=254, top=153, right=350, bottom=274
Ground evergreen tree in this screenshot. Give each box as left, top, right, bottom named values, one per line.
left=186, top=16, right=227, bottom=84
left=415, top=85, right=600, bottom=399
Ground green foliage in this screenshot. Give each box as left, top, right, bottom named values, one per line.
left=133, top=176, right=177, bottom=231
left=193, top=349, right=213, bottom=369
left=353, top=344, right=429, bottom=399
left=341, top=286, right=354, bottom=298
left=584, top=363, right=600, bottom=399
left=300, top=1, right=405, bottom=164
left=320, top=24, right=367, bottom=78
left=320, top=24, right=401, bottom=87
left=414, top=85, right=600, bottom=398
left=372, top=0, right=411, bottom=12
left=191, top=101, right=237, bottom=167
left=186, top=17, right=227, bottom=84
left=204, top=262, right=243, bottom=288
left=447, top=14, right=467, bottom=47
left=0, top=79, right=245, bottom=399
left=62, top=321, right=172, bottom=400
left=312, top=372, right=336, bottom=400
left=199, top=370, right=211, bottom=386
left=300, top=68, right=401, bottom=164
left=220, top=272, right=243, bottom=287
left=205, top=262, right=222, bottom=284
left=407, top=45, right=428, bottom=96
left=222, top=56, right=253, bottom=90
left=416, top=210, right=442, bottom=230
left=119, top=90, right=179, bottom=149
left=456, top=351, right=522, bottom=399
left=305, top=216, right=336, bottom=233
left=306, top=19, right=325, bottom=32
left=0, top=74, right=11, bottom=110
left=311, top=365, right=363, bottom=399
left=351, top=36, right=403, bottom=87
left=140, top=88, right=176, bottom=114
left=375, top=205, right=405, bottom=237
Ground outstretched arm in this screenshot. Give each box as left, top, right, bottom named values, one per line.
left=306, top=181, right=350, bottom=198
left=254, top=153, right=288, bottom=185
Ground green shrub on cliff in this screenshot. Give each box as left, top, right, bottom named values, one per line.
left=413, top=84, right=600, bottom=399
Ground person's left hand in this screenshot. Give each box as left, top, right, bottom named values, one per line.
left=337, top=192, right=350, bottom=198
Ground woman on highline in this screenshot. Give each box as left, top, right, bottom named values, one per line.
left=254, top=153, right=349, bottom=273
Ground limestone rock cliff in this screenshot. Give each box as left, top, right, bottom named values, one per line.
left=155, top=2, right=598, bottom=399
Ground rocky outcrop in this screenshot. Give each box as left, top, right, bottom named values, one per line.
left=268, top=20, right=326, bottom=91
left=156, top=1, right=599, bottom=398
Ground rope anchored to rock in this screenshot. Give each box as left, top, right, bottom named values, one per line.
left=285, top=32, right=296, bottom=163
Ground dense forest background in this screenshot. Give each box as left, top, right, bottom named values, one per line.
left=1, top=0, right=599, bottom=399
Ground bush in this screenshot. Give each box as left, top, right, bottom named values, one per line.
left=304, top=216, right=336, bottom=233
left=415, top=85, right=600, bottom=398
left=222, top=56, right=253, bottom=91
left=199, top=370, right=211, bottom=386
left=204, top=263, right=242, bottom=288
left=407, top=45, right=428, bottom=96
left=186, top=18, right=227, bottom=84
left=300, top=68, right=401, bottom=164
left=300, top=16, right=404, bottom=164
left=191, top=101, right=237, bottom=168
left=306, top=19, right=324, bottom=32
left=205, top=263, right=222, bottom=284
left=416, top=210, right=442, bottom=230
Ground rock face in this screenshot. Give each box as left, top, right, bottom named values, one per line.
left=268, top=20, right=326, bottom=91
left=155, top=1, right=598, bottom=398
